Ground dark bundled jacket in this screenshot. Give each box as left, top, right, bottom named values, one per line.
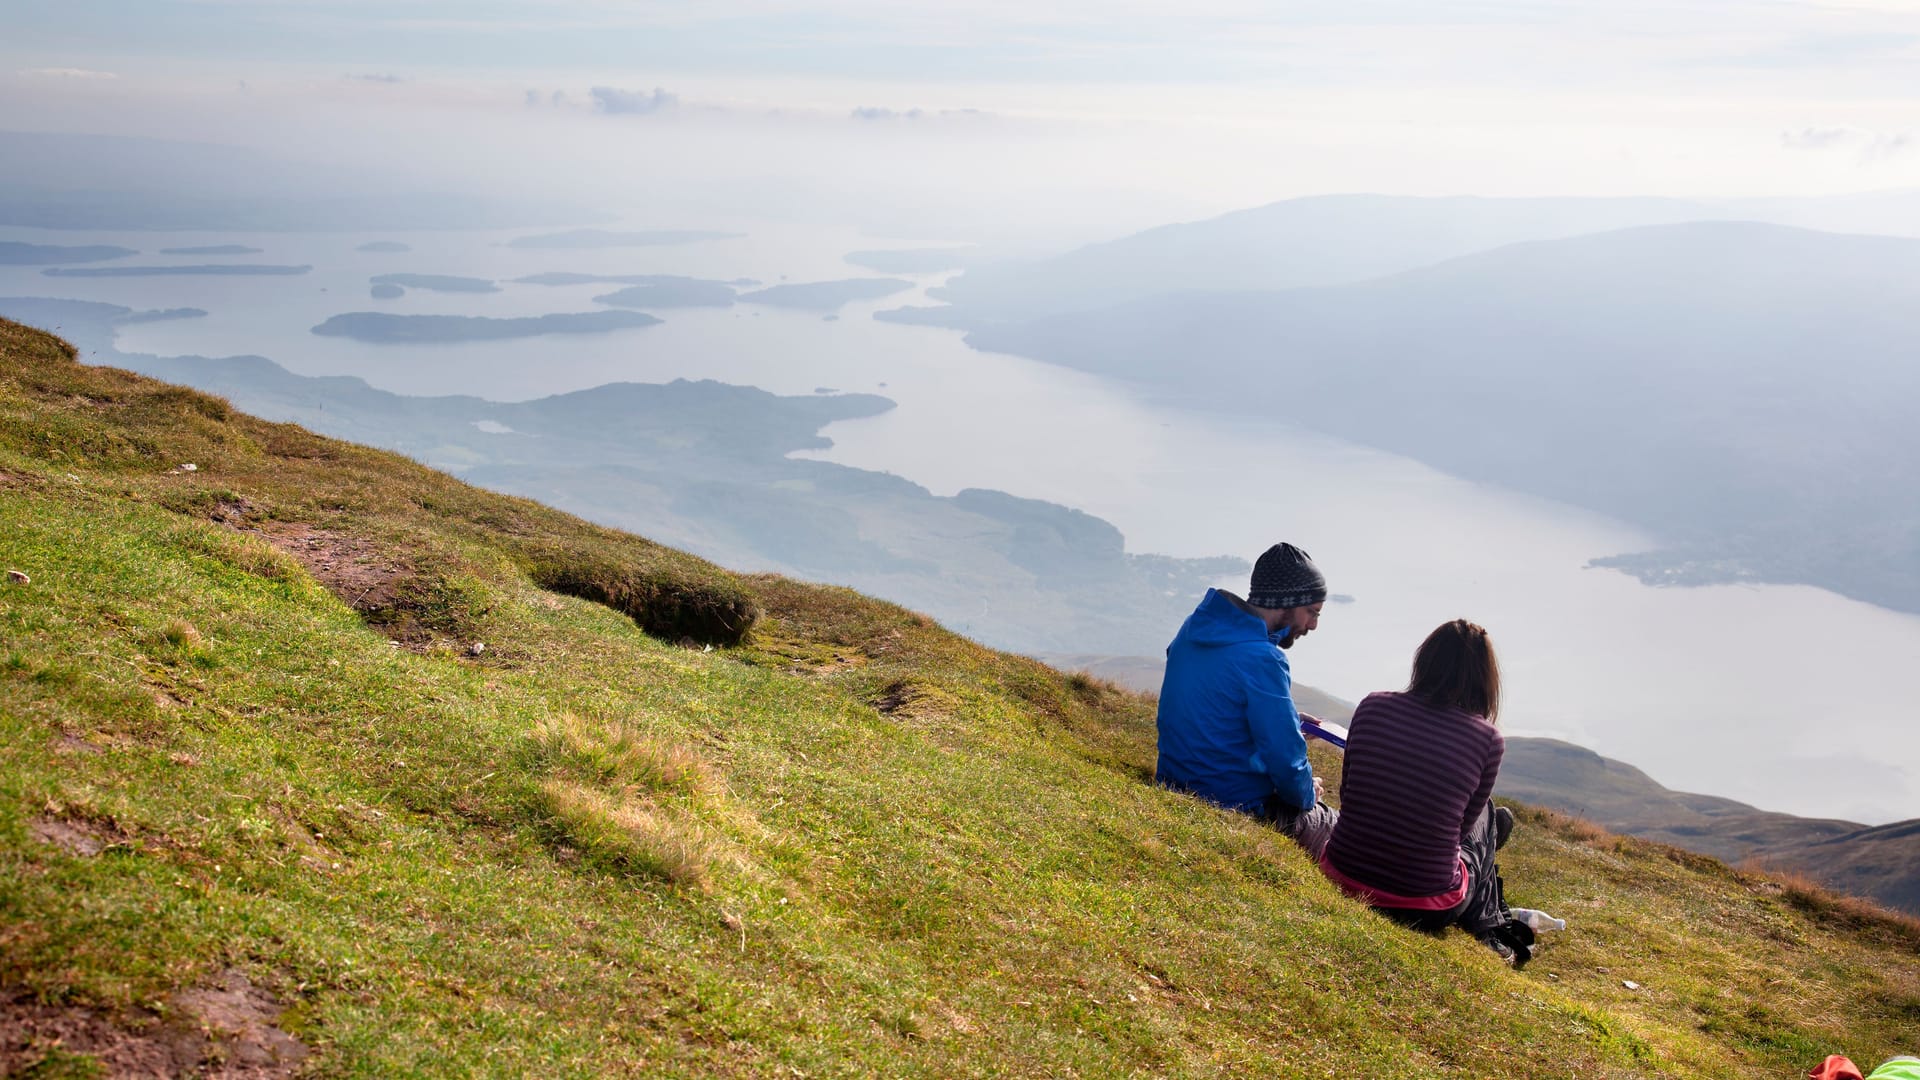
left=1154, top=589, right=1316, bottom=815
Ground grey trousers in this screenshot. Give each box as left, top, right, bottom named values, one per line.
left=1261, top=796, right=1339, bottom=862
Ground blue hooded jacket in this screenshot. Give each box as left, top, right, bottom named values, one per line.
left=1155, top=588, right=1316, bottom=815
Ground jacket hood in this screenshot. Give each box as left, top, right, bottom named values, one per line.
left=1180, top=588, right=1286, bottom=648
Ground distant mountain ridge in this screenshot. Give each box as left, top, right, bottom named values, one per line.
left=1499, top=739, right=1920, bottom=918
left=930, top=193, right=1719, bottom=323
left=967, top=220, right=1920, bottom=616
left=926, top=189, right=1920, bottom=326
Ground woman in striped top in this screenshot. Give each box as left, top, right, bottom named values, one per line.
left=1320, top=620, right=1519, bottom=956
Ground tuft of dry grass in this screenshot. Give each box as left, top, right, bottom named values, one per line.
left=529, top=713, right=712, bottom=797
left=535, top=780, right=717, bottom=889
left=1063, top=668, right=1125, bottom=706
left=1744, top=863, right=1920, bottom=949
left=160, top=618, right=203, bottom=649
left=527, top=714, right=723, bottom=888
left=1512, top=802, right=1614, bottom=845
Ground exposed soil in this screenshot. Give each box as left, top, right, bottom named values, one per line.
left=55, top=734, right=105, bottom=756
left=29, top=816, right=120, bottom=858
left=0, top=990, right=201, bottom=1079
left=872, top=681, right=913, bottom=715
left=172, top=971, right=310, bottom=1076
left=0, top=466, right=42, bottom=491
left=206, top=499, right=433, bottom=646
left=0, top=971, right=307, bottom=1078
left=251, top=522, right=410, bottom=619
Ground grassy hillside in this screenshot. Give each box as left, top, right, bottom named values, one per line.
left=3, top=316, right=1919, bottom=1077
left=1052, top=656, right=1920, bottom=919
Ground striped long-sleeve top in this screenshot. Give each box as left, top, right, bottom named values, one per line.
left=1323, top=691, right=1504, bottom=899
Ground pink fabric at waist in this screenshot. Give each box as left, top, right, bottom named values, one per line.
left=1318, top=853, right=1470, bottom=911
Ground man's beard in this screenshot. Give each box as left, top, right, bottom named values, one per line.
left=1278, top=631, right=1304, bottom=650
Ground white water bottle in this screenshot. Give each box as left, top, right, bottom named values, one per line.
left=1511, top=907, right=1566, bottom=932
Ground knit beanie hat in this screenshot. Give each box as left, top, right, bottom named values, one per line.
left=1248, top=543, right=1327, bottom=610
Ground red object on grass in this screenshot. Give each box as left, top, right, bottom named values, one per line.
left=1811, top=1055, right=1866, bottom=1080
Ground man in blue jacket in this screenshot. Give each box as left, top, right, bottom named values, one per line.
left=1156, top=542, right=1337, bottom=857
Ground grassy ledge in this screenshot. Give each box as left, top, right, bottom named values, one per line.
left=2, top=316, right=1917, bottom=1077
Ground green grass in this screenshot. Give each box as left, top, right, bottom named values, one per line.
left=3, top=316, right=1918, bottom=1077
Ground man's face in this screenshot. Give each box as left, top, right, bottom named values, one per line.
left=1277, top=602, right=1324, bottom=649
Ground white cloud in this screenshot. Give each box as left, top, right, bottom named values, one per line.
left=1780, top=126, right=1916, bottom=163
left=847, top=105, right=997, bottom=124
left=1782, top=126, right=1855, bottom=149
left=20, top=67, right=119, bottom=80
left=1863, top=132, right=1914, bottom=161
left=590, top=85, right=677, bottom=115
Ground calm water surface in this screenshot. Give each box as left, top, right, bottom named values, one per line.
left=8, top=222, right=1917, bottom=823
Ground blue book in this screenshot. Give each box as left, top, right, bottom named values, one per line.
left=1302, top=720, right=1348, bottom=749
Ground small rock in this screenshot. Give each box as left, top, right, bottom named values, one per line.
left=175, top=463, right=198, bottom=473
left=467, top=641, right=486, bottom=657
left=5, top=569, right=27, bottom=585
left=1622, top=979, right=1641, bottom=990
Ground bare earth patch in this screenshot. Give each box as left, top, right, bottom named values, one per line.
left=55, top=734, right=105, bottom=756
left=172, top=971, right=310, bottom=1076
left=0, top=971, right=307, bottom=1078
left=248, top=519, right=410, bottom=617
left=872, top=681, right=914, bottom=715
left=205, top=498, right=406, bottom=614
left=208, top=501, right=442, bottom=646
left=29, top=816, right=117, bottom=858
left=0, top=989, right=199, bottom=1078
left=0, top=466, right=45, bottom=491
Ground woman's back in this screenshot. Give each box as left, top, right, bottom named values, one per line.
left=1324, top=691, right=1504, bottom=898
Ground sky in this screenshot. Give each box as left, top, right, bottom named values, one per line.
left=4, top=1, right=1920, bottom=239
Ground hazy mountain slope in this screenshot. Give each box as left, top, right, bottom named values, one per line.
left=969, top=221, right=1920, bottom=614
left=929, top=193, right=1716, bottom=322
left=1500, top=740, right=1920, bottom=917
left=1725, top=188, right=1920, bottom=239
left=6, top=316, right=1920, bottom=1076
